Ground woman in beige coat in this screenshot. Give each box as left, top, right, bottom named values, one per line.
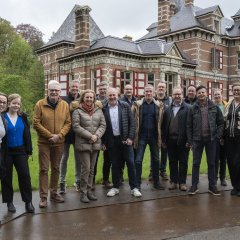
left=72, top=90, right=106, bottom=203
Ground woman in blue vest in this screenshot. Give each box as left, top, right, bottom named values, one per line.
left=1, top=93, right=34, bottom=213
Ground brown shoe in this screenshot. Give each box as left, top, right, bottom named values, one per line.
left=50, top=193, right=64, bottom=203
left=39, top=197, right=47, bottom=208
left=102, top=180, right=112, bottom=189
left=160, top=172, right=169, bottom=180
left=179, top=184, right=187, bottom=191
left=168, top=182, right=178, bottom=190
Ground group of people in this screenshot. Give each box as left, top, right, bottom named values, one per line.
left=1, top=79, right=240, bottom=213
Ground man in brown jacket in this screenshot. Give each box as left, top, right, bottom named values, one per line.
left=33, top=80, right=71, bottom=208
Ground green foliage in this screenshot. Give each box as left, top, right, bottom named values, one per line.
left=0, top=18, right=16, bottom=56
left=0, top=18, right=44, bottom=119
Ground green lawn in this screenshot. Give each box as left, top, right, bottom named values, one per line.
left=11, top=129, right=228, bottom=191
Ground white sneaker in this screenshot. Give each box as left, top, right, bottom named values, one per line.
left=107, top=188, right=119, bottom=197
left=131, top=188, right=142, bottom=197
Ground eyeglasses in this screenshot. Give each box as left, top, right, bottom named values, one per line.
left=49, top=89, right=60, bottom=92
left=233, top=89, right=240, bottom=92
left=0, top=100, right=7, bottom=105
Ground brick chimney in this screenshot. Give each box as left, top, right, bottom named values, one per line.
left=185, top=0, right=194, bottom=6
left=75, top=5, right=92, bottom=51
left=157, top=0, right=171, bottom=35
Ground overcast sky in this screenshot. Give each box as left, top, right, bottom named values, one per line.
left=0, top=0, right=238, bottom=43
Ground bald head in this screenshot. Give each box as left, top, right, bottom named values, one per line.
left=107, top=87, right=118, bottom=106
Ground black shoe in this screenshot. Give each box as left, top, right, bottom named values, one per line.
left=160, top=172, right=168, bottom=180
left=87, top=191, right=97, bottom=201
left=208, top=186, right=221, bottom=196
left=220, top=179, right=227, bottom=186
left=153, top=183, right=165, bottom=190
left=7, top=202, right=16, bottom=213
left=148, top=173, right=153, bottom=182
left=25, top=202, right=35, bottom=213
left=188, top=186, right=199, bottom=195
left=231, top=188, right=238, bottom=196
left=59, top=182, right=66, bottom=194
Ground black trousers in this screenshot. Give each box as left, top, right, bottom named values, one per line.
left=226, top=137, right=240, bottom=190
left=167, top=139, right=189, bottom=184
left=215, top=141, right=227, bottom=182
left=1, top=151, right=32, bottom=203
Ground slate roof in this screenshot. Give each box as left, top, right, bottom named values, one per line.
left=139, top=5, right=203, bottom=41
left=89, top=36, right=174, bottom=56
left=195, top=5, right=221, bottom=17
left=43, top=5, right=104, bottom=47
left=139, top=4, right=240, bottom=40
left=232, top=9, right=240, bottom=18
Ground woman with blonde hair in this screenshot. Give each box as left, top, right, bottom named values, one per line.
left=72, top=89, right=106, bottom=203
left=1, top=93, right=34, bottom=213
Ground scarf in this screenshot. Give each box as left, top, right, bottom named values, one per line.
left=81, top=102, right=94, bottom=116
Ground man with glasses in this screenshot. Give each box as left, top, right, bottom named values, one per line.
left=33, top=80, right=71, bottom=208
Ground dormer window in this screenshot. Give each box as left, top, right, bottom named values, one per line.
left=214, top=20, right=220, bottom=34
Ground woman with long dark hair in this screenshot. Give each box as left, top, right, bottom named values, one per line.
left=1, top=93, right=34, bottom=213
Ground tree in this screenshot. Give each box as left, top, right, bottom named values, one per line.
left=15, top=23, right=44, bottom=50
left=0, top=18, right=17, bottom=56
left=0, top=19, right=45, bottom=119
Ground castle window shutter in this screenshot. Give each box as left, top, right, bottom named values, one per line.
left=208, top=81, right=212, bottom=100
left=114, top=69, right=121, bottom=91
left=134, top=72, right=146, bottom=97
left=211, top=48, right=216, bottom=69
left=219, top=50, right=223, bottom=70
left=95, top=68, right=102, bottom=93
left=219, top=83, right=223, bottom=91
left=59, top=75, right=68, bottom=96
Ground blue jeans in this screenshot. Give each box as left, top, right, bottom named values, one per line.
left=192, top=140, right=216, bottom=188
left=135, top=138, right=160, bottom=188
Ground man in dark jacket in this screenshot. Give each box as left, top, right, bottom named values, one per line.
left=102, top=88, right=141, bottom=197
left=132, top=84, right=165, bottom=191
left=120, top=84, right=136, bottom=107
left=59, top=80, right=81, bottom=194
left=187, top=85, right=224, bottom=195
left=162, top=87, right=191, bottom=191
left=154, top=81, right=172, bottom=180
left=184, top=85, right=197, bottom=105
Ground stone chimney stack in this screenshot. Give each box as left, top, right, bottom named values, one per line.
left=157, top=0, right=171, bottom=35
left=75, top=5, right=92, bottom=51
left=185, top=0, right=194, bottom=6
left=170, top=4, right=176, bottom=17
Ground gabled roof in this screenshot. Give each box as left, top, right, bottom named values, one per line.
left=138, top=4, right=240, bottom=41
left=138, top=5, right=203, bottom=41
left=195, top=5, right=223, bottom=17
left=232, top=9, right=240, bottom=18
left=43, top=5, right=104, bottom=47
